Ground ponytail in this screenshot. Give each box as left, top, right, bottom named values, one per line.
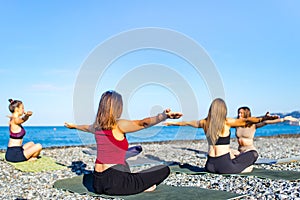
left=8, top=99, right=22, bottom=113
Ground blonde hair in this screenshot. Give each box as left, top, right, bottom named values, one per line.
left=94, top=90, right=123, bottom=130
left=204, top=98, right=227, bottom=145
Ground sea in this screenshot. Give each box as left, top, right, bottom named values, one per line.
left=1, top=124, right=300, bottom=150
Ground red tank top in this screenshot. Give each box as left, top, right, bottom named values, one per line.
left=95, top=129, right=128, bottom=165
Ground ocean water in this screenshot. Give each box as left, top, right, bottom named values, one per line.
left=0, top=124, right=300, bottom=150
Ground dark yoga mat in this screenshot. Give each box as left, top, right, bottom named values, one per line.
left=255, top=157, right=300, bottom=165
left=170, top=164, right=300, bottom=181
left=53, top=173, right=244, bottom=199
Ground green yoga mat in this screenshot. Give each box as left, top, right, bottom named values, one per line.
left=53, top=173, right=244, bottom=200
left=255, top=156, right=300, bottom=165
left=0, top=153, right=66, bottom=172
left=170, top=164, right=300, bottom=181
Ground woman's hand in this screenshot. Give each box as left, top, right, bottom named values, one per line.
left=262, top=113, right=279, bottom=121
left=283, top=116, right=298, bottom=122
left=231, top=149, right=240, bottom=157
left=163, top=121, right=178, bottom=126
left=21, top=111, right=33, bottom=122
left=164, top=109, right=183, bottom=119
left=64, top=122, right=76, bottom=129
left=24, top=111, right=33, bottom=116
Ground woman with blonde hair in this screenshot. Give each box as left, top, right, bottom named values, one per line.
left=165, top=98, right=278, bottom=174
left=65, top=90, right=182, bottom=195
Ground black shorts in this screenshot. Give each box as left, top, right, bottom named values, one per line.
left=5, top=146, right=27, bottom=162
left=93, top=164, right=170, bottom=195
left=205, top=150, right=258, bottom=174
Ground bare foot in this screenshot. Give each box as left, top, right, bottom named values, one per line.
left=241, top=165, right=253, bottom=173
left=28, top=157, right=38, bottom=162
left=144, top=185, right=156, bottom=192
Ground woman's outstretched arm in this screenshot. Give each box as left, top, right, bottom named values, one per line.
left=263, top=116, right=297, bottom=124
left=11, top=111, right=33, bottom=125
left=117, top=109, right=182, bottom=133
left=64, top=122, right=95, bottom=134
left=164, top=120, right=205, bottom=128
left=227, top=114, right=279, bottom=127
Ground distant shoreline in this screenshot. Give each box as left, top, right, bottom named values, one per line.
left=1, top=133, right=299, bottom=152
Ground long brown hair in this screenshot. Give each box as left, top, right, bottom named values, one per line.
left=94, top=90, right=123, bottom=130
left=204, top=98, right=227, bottom=145
left=237, top=106, right=252, bottom=127
left=237, top=106, right=251, bottom=118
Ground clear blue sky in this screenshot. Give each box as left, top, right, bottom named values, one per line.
left=1, top=1, right=299, bottom=126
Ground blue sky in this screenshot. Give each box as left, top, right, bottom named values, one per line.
left=0, top=1, right=299, bottom=126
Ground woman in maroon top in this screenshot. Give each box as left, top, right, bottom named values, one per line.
left=65, top=90, right=182, bottom=195
left=5, top=99, right=42, bottom=162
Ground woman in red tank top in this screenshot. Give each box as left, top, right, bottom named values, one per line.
left=65, top=90, right=182, bottom=195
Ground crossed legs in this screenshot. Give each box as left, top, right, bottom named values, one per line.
left=23, top=141, right=42, bottom=161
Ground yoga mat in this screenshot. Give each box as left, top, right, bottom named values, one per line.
left=255, top=156, right=300, bottom=165
left=127, top=157, right=164, bottom=167
left=0, top=153, right=66, bottom=172
left=170, top=164, right=300, bottom=181
left=53, top=173, right=244, bottom=199
left=277, top=156, right=300, bottom=164
left=241, top=168, right=300, bottom=181
left=255, top=158, right=277, bottom=165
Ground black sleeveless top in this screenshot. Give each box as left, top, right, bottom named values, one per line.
left=215, top=131, right=230, bottom=145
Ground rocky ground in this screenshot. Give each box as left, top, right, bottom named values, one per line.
left=0, top=135, right=300, bottom=199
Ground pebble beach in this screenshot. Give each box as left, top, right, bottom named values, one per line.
left=1, top=135, right=300, bottom=200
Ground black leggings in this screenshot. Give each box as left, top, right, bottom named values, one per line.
left=93, top=164, right=170, bottom=195
left=5, top=146, right=27, bottom=162
left=205, top=150, right=258, bottom=174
